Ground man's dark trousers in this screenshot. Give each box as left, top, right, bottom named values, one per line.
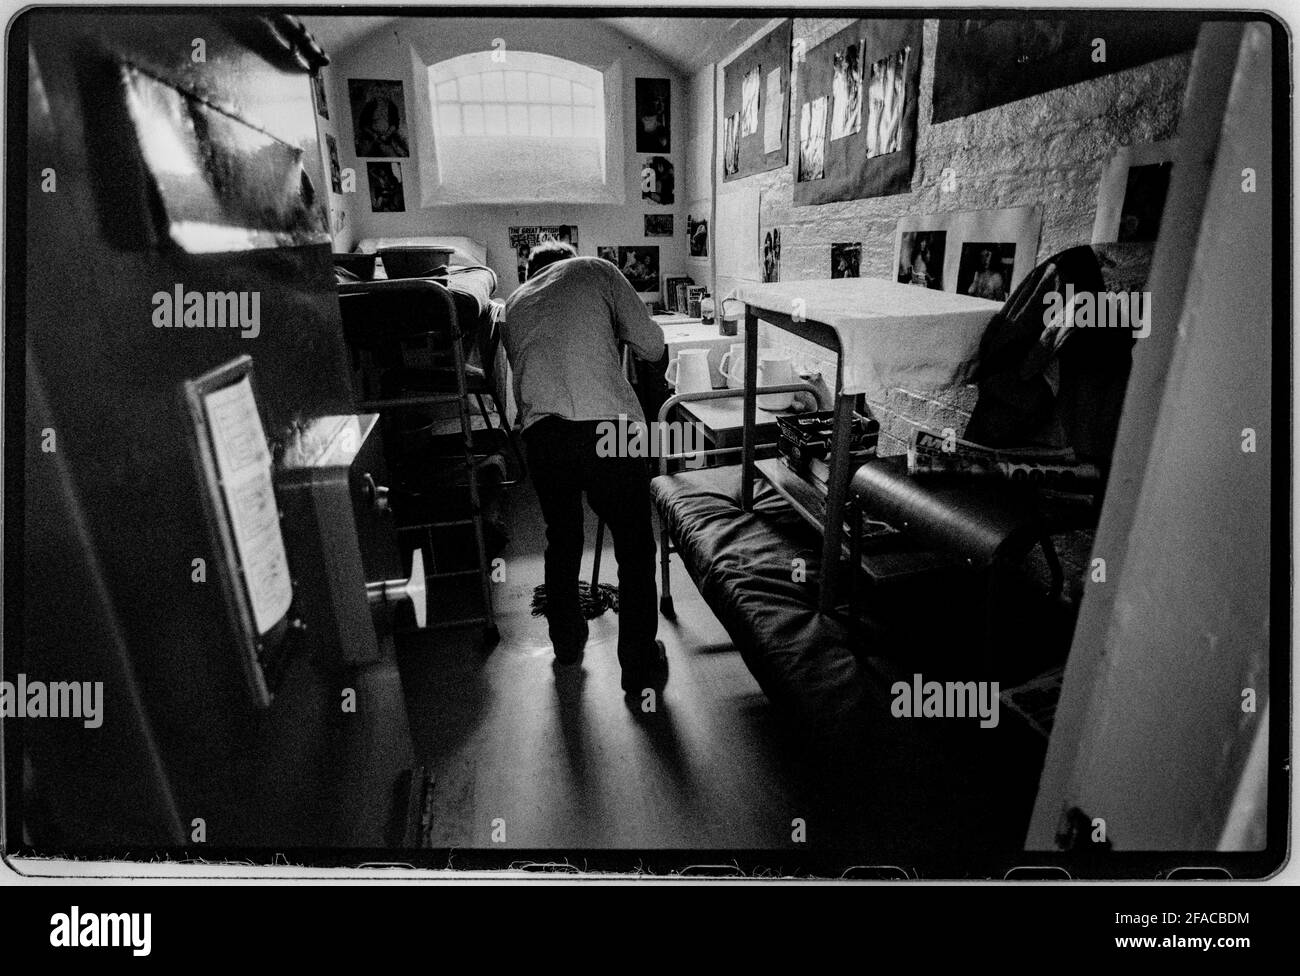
left=523, top=416, right=659, bottom=670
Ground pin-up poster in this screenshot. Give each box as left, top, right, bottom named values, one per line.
left=793, top=19, right=922, bottom=205
left=348, top=79, right=410, bottom=157
left=722, top=19, right=793, bottom=181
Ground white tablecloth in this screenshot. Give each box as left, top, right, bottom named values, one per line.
left=735, top=277, right=1002, bottom=400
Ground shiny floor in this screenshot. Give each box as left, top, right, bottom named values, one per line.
left=394, top=477, right=1046, bottom=861
left=396, top=483, right=812, bottom=851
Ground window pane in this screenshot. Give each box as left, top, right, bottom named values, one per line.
left=507, top=103, right=529, bottom=135
left=482, top=71, right=505, bottom=101
left=426, top=52, right=611, bottom=203
left=552, top=104, right=573, bottom=136
left=438, top=104, right=463, bottom=136
left=459, top=72, right=483, bottom=102
left=462, top=103, right=484, bottom=135
left=484, top=103, right=508, bottom=136
left=573, top=105, right=596, bottom=134
left=528, top=103, right=550, bottom=135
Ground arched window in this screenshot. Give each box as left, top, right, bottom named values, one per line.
left=424, top=50, right=621, bottom=204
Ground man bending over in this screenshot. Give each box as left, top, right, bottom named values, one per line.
left=502, top=242, right=668, bottom=697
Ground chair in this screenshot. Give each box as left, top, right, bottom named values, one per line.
left=338, top=278, right=499, bottom=645
left=847, top=245, right=1146, bottom=653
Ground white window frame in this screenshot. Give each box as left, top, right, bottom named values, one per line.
left=419, top=50, right=625, bottom=205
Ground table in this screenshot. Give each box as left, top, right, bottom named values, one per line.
left=734, top=277, right=1002, bottom=615
left=678, top=397, right=781, bottom=450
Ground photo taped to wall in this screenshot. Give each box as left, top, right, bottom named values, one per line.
left=898, top=230, right=946, bottom=289
left=867, top=47, right=910, bottom=158
left=642, top=155, right=675, bottom=204
left=366, top=161, right=404, bottom=212
left=741, top=65, right=761, bottom=136
left=688, top=212, right=709, bottom=256
left=724, top=113, right=741, bottom=176
left=798, top=96, right=828, bottom=181
left=644, top=214, right=674, bottom=237
left=615, top=245, right=660, bottom=294
left=635, top=77, right=671, bottom=152
left=326, top=134, right=342, bottom=194
left=762, top=228, right=782, bottom=283
left=313, top=71, right=329, bottom=120
left=1119, top=162, right=1173, bottom=242
left=956, top=241, right=1016, bottom=301
left=831, top=242, right=861, bottom=278
left=829, top=40, right=863, bottom=140
left=348, top=79, right=410, bottom=157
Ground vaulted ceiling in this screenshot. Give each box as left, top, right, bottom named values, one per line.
left=299, top=14, right=775, bottom=73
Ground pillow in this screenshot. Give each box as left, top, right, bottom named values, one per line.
left=354, top=236, right=488, bottom=267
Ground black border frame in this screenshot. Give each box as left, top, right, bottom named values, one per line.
left=2, top=5, right=1291, bottom=882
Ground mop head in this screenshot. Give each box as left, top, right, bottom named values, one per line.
left=531, top=581, right=620, bottom=619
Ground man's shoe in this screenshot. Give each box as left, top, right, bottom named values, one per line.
left=620, top=640, right=669, bottom=695
left=550, top=618, right=589, bottom=665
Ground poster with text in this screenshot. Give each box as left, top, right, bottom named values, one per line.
left=510, top=225, right=579, bottom=283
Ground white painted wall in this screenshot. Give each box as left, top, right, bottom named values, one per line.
left=311, top=61, right=355, bottom=251
left=323, top=17, right=688, bottom=298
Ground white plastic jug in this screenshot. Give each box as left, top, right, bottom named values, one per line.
left=757, top=354, right=796, bottom=410
left=665, top=347, right=713, bottom=394
left=718, top=343, right=746, bottom=389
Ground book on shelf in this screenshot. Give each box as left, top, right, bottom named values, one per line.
left=662, top=275, right=692, bottom=312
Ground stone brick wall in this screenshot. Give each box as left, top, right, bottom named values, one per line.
left=705, top=18, right=1191, bottom=454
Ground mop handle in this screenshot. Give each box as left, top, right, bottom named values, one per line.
left=590, top=344, right=631, bottom=590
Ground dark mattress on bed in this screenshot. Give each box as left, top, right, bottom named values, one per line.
left=651, top=464, right=1049, bottom=854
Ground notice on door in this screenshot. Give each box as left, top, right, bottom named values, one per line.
left=202, top=377, right=292, bottom=633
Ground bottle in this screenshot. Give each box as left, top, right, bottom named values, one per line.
left=700, top=293, right=715, bottom=324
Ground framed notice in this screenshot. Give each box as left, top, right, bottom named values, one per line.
left=182, top=356, right=293, bottom=706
